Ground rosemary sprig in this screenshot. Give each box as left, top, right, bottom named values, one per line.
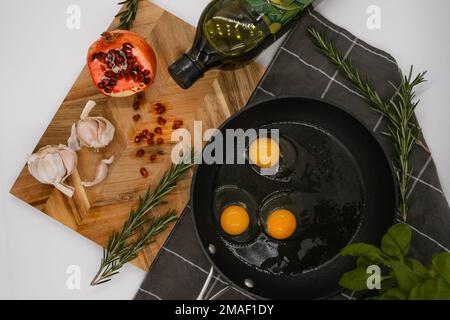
left=308, top=27, right=427, bottom=221
left=90, top=153, right=194, bottom=286
left=115, top=0, right=139, bottom=30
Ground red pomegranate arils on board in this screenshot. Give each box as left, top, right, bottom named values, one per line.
left=133, top=114, right=141, bottom=122
left=147, top=138, right=154, bottom=145
left=154, top=127, right=162, bottom=135
left=136, top=149, right=145, bottom=157
left=150, top=154, right=157, bottom=162
left=140, top=168, right=149, bottom=177
left=157, top=150, right=165, bottom=155
left=134, top=135, right=142, bottom=143
left=133, top=100, right=140, bottom=110
left=157, top=116, right=167, bottom=125
left=153, top=103, right=166, bottom=114
left=156, top=138, right=164, bottom=145
left=141, top=129, right=149, bottom=137
left=172, top=120, right=183, bottom=130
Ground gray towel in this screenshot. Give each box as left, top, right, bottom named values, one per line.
left=135, top=9, right=450, bottom=301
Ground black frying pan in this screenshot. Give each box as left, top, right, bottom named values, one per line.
left=189, top=97, right=396, bottom=300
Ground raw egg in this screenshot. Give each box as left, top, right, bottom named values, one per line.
left=266, top=209, right=297, bottom=240
left=220, top=205, right=250, bottom=236
left=249, top=137, right=280, bottom=168
left=214, top=186, right=258, bottom=243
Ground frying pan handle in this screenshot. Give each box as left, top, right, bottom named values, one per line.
left=188, top=202, right=233, bottom=300
left=196, top=266, right=214, bottom=300
left=196, top=266, right=232, bottom=300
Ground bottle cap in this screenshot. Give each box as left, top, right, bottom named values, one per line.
left=168, top=55, right=204, bottom=89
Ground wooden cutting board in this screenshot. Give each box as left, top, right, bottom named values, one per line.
left=10, top=0, right=264, bottom=271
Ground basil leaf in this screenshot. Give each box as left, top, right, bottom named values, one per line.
left=390, top=260, right=418, bottom=292
left=409, top=276, right=450, bottom=300
left=381, top=276, right=396, bottom=291
left=381, top=223, right=411, bottom=259
left=357, top=256, right=374, bottom=267
left=341, top=243, right=383, bottom=263
left=338, top=267, right=370, bottom=291
left=406, top=258, right=429, bottom=279
left=381, top=288, right=406, bottom=300
left=432, top=252, right=450, bottom=284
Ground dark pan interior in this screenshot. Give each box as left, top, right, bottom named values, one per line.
left=192, top=97, right=396, bottom=300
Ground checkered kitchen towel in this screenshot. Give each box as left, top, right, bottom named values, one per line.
left=135, top=9, right=450, bottom=300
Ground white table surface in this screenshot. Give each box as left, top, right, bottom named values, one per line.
left=1, top=0, right=449, bottom=299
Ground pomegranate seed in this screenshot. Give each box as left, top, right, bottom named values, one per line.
left=142, top=129, right=149, bottom=137
left=93, top=52, right=105, bottom=62
left=154, top=127, right=162, bottom=134
left=153, top=103, right=166, bottom=114
left=123, top=42, right=134, bottom=49
left=148, top=132, right=155, bottom=140
left=133, top=100, right=139, bottom=110
left=157, top=117, right=167, bottom=125
left=136, top=149, right=145, bottom=157
left=140, top=168, right=149, bottom=177
left=157, top=150, right=165, bottom=155
left=98, top=82, right=105, bottom=89
left=150, top=154, right=157, bottom=162
left=156, top=138, right=164, bottom=145
left=147, top=138, right=154, bottom=145
left=172, top=120, right=183, bottom=130
left=104, top=88, right=112, bottom=94
left=143, top=77, right=151, bottom=85
left=105, top=70, right=115, bottom=78
left=134, top=136, right=142, bottom=143
left=133, top=114, right=141, bottom=122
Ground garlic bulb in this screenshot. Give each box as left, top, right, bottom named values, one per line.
left=68, top=100, right=115, bottom=151
left=81, top=156, right=114, bottom=188
left=27, top=145, right=78, bottom=197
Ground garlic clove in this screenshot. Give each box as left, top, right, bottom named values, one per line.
left=68, top=124, right=81, bottom=151
left=70, top=100, right=115, bottom=150
left=80, top=100, right=97, bottom=119
left=27, top=145, right=78, bottom=198
left=96, top=118, right=115, bottom=149
left=81, top=156, right=114, bottom=188
left=77, top=119, right=100, bottom=148
left=38, top=152, right=66, bottom=184
left=58, top=145, right=78, bottom=178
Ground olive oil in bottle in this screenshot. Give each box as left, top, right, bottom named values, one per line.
left=169, top=0, right=314, bottom=89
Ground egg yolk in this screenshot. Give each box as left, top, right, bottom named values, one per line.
left=220, top=205, right=250, bottom=236
left=249, top=137, right=280, bottom=168
left=266, top=209, right=297, bottom=240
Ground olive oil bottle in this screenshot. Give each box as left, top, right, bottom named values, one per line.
left=169, top=0, right=314, bottom=89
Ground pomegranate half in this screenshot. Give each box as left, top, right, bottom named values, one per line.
left=87, top=31, right=157, bottom=97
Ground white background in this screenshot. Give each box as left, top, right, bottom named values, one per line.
left=0, top=0, right=449, bottom=299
